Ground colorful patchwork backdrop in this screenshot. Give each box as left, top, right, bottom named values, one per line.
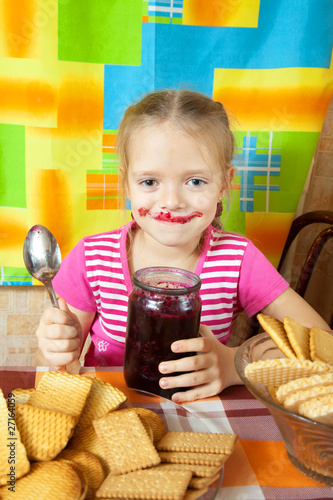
left=0, top=0, right=332, bottom=285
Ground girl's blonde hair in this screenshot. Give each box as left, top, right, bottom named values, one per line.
left=116, top=89, right=235, bottom=230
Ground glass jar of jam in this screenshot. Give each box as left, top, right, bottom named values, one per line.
left=124, top=266, right=202, bottom=399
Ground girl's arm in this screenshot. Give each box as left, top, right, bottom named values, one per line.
left=262, top=287, right=331, bottom=331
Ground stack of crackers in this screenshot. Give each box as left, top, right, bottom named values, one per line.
left=244, top=314, right=333, bottom=426
left=0, top=371, right=237, bottom=500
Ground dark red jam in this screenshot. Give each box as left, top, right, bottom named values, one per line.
left=124, top=267, right=201, bottom=399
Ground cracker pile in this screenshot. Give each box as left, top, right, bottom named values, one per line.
left=0, top=371, right=237, bottom=500
left=245, top=314, right=333, bottom=426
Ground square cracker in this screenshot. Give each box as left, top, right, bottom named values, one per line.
left=93, top=409, right=160, bottom=475
left=152, top=463, right=222, bottom=478
left=257, top=313, right=296, bottom=359
left=115, top=407, right=166, bottom=444
left=15, top=403, right=76, bottom=461
left=158, top=451, right=229, bottom=467
left=75, top=377, right=127, bottom=433
left=96, top=468, right=192, bottom=500
left=283, top=317, right=310, bottom=360
left=156, top=431, right=237, bottom=455
left=309, top=327, right=333, bottom=365
left=33, top=371, right=93, bottom=419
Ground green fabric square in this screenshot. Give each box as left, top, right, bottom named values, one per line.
left=253, top=190, right=266, bottom=212
left=269, top=131, right=320, bottom=213
left=58, top=0, right=143, bottom=65
left=1, top=267, right=32, bottom=285
left=0, top=124, right=26, bottom=208
left=234, top=130, right=319, bottom=214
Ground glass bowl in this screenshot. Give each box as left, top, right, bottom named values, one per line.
left=235, top=332, right=333, bottom=486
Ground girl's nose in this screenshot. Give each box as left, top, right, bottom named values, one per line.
left=159, top=185, right=185, bottom=211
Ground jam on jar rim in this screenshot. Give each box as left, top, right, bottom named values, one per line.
left=132, top=266, right=201, bottom=295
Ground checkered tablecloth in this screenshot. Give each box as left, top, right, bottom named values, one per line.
left=1, top=366, right=332, bottom=500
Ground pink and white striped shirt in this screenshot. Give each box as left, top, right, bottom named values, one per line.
left=53, top=222, right=288, bottom=366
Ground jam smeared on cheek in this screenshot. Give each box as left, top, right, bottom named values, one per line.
left=138, top=207, right=150, bottom=217
left=138, top=207, right=203, bottom=224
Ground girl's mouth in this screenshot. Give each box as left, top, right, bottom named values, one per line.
left=138, top=208, right=203, bottom=224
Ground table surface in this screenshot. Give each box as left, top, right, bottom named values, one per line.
left=1, top=366, right=332, bottom=500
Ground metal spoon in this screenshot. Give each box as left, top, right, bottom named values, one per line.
left=23, top=224, right=81, bottom=374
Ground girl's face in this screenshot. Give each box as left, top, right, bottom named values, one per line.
left=126, top=122, right=226, bottom=248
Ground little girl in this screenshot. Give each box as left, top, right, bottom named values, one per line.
left=35, top=89, right=330, bottom=403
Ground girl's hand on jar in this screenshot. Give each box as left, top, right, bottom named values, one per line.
left=158, top=324, right=242, bottom=403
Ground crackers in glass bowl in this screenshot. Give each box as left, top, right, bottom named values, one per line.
left=245, top=314, right=333, bottom=426
left=235, top=324, right=333, bottom=485
left=0, top=371, right=237, bottom=499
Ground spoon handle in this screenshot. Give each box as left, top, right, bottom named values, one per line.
left=44, top=281, right=59, bottom=308
left=65, top=359, right=81, bottom=374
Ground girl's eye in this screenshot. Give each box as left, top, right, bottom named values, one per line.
left=141, top=179, right=157, bottom=187
left=188, top=178, right=205, bottom=187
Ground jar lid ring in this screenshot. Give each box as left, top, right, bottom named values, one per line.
left=132, top=266, right=201, bottom=295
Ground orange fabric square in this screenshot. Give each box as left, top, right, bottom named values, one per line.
left=102, top=134, right=116, bottom=153
left=104, top=198, right=120, bottom=209
left=102, top=134, right=116, bottom=147
left=95, top=371, right=125, bottom=386
left=240, top=440, right=325, bottom=488
left=2, top=0, right=38, bottom=58
left=86, top=198, right=103, bottom=210
left=86, top=174, right=119, bottom=198
left=223, top=441, right=258, bottom=487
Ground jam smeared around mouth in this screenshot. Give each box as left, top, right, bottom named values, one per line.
left=138, top=207, right=203, bottom=224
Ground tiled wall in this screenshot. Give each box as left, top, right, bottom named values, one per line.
left=0, top=286, right=46, bottom=365
left=0, top=286, right=91, bottom=366
left=1, top=97, right=333, bottom=364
